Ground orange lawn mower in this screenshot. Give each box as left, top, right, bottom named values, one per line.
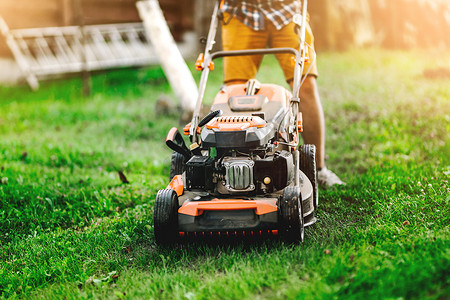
left=154, top=0, right=318, bottom=244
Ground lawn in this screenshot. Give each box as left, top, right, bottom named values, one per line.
left=0, top=49, right=449, bottom=299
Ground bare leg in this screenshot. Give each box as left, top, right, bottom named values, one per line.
left=232, top=76, right=326, bottom=168
left=293, top=75, right=326, bottom=169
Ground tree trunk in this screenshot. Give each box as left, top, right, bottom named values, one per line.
left=137, top=0, right=198, bottom=113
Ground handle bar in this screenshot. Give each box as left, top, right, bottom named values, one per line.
left=210, top=47, right=299, bottom=60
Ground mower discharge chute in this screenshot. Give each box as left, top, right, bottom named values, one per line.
left=155, top=0, right=317, bottom=244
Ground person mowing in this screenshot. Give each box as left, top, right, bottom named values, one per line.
left=219, top=0, right=345, bottom=187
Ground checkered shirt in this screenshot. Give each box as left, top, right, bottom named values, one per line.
left=221, top=0, right=300, bottom=31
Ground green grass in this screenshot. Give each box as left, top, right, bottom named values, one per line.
left=0, top=49, right=449, bottom=299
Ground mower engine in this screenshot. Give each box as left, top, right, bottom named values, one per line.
left=184, top=148, right=294, bottom=196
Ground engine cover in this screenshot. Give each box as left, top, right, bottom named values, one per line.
left=223, top=157, right=255, bottom=193
left=201, top=116, right=274, bottom=148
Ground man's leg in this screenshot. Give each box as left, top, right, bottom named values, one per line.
left=298, top=75, right=325, bottom=169
left=291, top=76, right=345, bottom=186
left=222, top=13, right=268, bottom=85
left=272, top=22, right=323, bottom=166
left=276, top=21, right=344, bottom=186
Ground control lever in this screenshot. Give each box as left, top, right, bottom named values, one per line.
left=198, top=110, right=222, bottom=127
left=166, top=127, right=192, bottom=160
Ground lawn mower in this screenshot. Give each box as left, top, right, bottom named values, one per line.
left=154, top=0, right=317, bottom=244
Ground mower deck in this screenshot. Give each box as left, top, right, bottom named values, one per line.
left=175, top=169, right=316, bottom=235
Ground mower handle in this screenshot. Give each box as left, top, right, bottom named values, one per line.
left=210, top=47, right=299, bottom=60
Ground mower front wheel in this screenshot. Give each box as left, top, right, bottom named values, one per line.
left=280, top=186, right=304, bottom=243
left=154, top=189, right=179, bottom=245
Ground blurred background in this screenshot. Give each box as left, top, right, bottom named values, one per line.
left=0, top=0, right=449, bottom=86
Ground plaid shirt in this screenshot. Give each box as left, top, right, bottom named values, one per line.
left=221, top=0, right=300, bottom=31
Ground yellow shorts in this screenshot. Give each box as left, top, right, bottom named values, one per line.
left=221, top=12, right=318, bottom=84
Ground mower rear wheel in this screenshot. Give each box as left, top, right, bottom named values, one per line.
left=299, top=144, right=318, bottom=210
left=169, top=151, right=185, bottom=180
left=154, top=189, right=179, bottom=245
left=280, top=186, right=304, bottom=242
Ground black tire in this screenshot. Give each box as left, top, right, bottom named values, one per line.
left=154, top=189, right=178, bottom=245
left=299, top=144, right=318, bottom=210
left=169, top=151, right=185, bottom=180
left=280, top=186, right=304, bottom=242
